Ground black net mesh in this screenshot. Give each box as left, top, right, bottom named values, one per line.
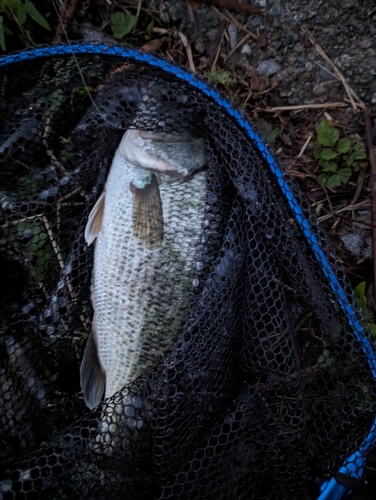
left=0, top=46, right=375, bottom=499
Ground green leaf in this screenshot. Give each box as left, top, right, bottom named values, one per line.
left=354, top=141, right=366, bottom=151
left=313, top=147, right=322, bottom=159
left=266, top=128, right=278, bottom=143
left=337, top=168, right=352, bottom=184
left=326, top=174, right=342, bottom=188
left=322, top=162, right=337, bottom=173
left=316, top=121, right=339, bottom=147
left=355, top=282, right=367, bottom=309
left=346, top=155, right=355, bottom=167
left=352, top=143, right=367, bottom=160
left=353, top=162, right=361, bottom=172
left=320, top=148, right=337, bottom=160
left=206, top=69, right=234, bottom=86
left=146, top=18, right=154, bottom=38
left=318, top=173, right=329, bottom=184
left=24, top=0, right=51, bottom=30
left=318, top=174, right=326, bottom=183
left=259, top=122, right=278, bottom=144
left=336, top=138, right=351, bottom=154
left=364, top=310, right=374, bottom=323
left=111, top=12, right=138, bottom=39
left=315, top=202, right=323, bottom=215
left=3, top=23, right=14, bottom=35
left=368, top=323, right=376, bottom=336
left=317, top=349, right=334, bottom=369
left=13, top=2, right=27, bottom=25
left=0, top=16, right=5, bottom=51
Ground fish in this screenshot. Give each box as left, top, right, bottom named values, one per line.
left=80, top=128, right=207, bottom=409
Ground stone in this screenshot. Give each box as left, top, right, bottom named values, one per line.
left=250, top=16, right=262, bottom=28
left=228, top=24, right=238, bottom=50
left=241, top=44, right=252, bottom=55
left=313, top=82, right=332, bottom=95
left=257, top=59, right=281, bottom=77
left=319, top=62, right=335, bottom=81
left=293, top=43, right=304, bottom=53
left=359, top=39, right=373, bottom=49
left=340, top=211, right=372, bottom=261
left=349, top=19, right=365, bottom=34
left=194, top=37, right=205, bottom=54
left=269, top=4, right=282, bottom=16
left=283, top=36, right=294, bottom=47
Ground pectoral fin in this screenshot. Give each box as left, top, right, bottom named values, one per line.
left=80, top=329, right=106, bottom=410
left=84, top=190, right=106, bottom=245
left=131, top=174, right=163, bottom=250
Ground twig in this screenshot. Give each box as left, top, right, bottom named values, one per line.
left=212, top=7, right=258, bottom=39
left=194, top=0, right=263, bottom=14
left=42, top=215, right=76, bottom=303
left=297, top=132, right=313, bottom=158
left=317, top=199, right=371, bottom=222
left=136, top=0, right=142, bottom=17
left=2, top=214, right=45, bottom=227
left=152, top=27, right=170, bottom=34
left=343, top=98, right=366, bottom=110
left=364, top=108, right=376, bottom=304
left=313, top=61, right=337, bottom=80
left=328, top=212, right=374, bottom=229
left=42, top=216, right=66, bottom=271
left=225, top=33, right=252, bottom=61
left=210, top=21, right=227, bottom=71
left=352, top=165, right=367, bottom=206
left=179, top=32, right=196, bottom=72
left=302, top=26, right=365, bottom=113
left=313, top=62, right=366, bottom=110
left=42, top=118, right=69, bottom=176
left=52, top=0, right=79, bottom=43
left=270, top=102, right=348, bottom=112
left=56, top=186, right=82, bottom=233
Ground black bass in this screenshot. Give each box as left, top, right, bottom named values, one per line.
left=80, top=129, right=207, bottom=409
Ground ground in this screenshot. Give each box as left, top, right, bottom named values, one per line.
left=2, top=0, right=376, bottom=494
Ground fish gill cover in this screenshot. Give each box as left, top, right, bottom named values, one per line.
left=0, top=44, right=375, bottom=499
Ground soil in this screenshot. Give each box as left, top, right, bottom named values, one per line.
left=3, top=0, right=376, bottom=495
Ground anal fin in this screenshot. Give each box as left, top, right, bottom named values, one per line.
left=80, top=329, right=106, bottom=410
left=131, top=173, right=163, bottom=250
left=85, top=189, right=106, bottom=245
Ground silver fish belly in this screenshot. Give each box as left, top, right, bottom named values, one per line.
left=80, top=130, right=207, bottom=409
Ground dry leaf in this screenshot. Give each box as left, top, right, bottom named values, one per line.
left=142, top=39, right=163, bottom=52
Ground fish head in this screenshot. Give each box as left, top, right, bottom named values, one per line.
left=118, top=129, right=206, bottom=180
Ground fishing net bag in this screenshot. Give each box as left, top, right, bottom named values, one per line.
left=0, top=44, right=376, bottom=499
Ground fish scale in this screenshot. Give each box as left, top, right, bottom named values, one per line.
left=81, top=130, right=207, bottom=409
